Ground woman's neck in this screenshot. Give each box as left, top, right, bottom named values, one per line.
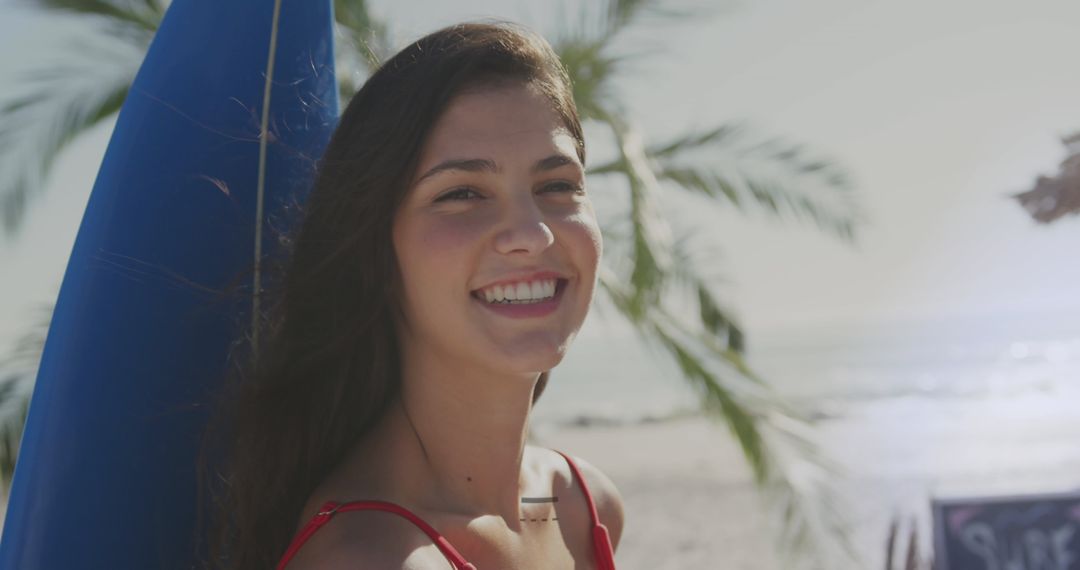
left=372, top=355, right=541, bottom=528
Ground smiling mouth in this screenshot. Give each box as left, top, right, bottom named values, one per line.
left=471, top=278, right=569, bottom=304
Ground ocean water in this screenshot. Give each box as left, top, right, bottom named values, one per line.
left=536, top=310, right=1080, bottom=567
left=537, top=311, right=1080, bottom=421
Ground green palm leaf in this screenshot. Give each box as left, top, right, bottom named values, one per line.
left=591, top=123, right=865, bottom=241
left=600, top=267, right=856, bottom=567
left=332, top=0, right=391, bottom=98
left=552, top=0, right=686, bottom=124
left=28, top=0, right=165, bottom=33
left=609, top=117, right=676, bottom=318
left=553, top=37, right=621, bottom=123
left=0, top=303, right=51, bottom=488
left=648, top=124, right=744, bottom=158
left=652, top=319, right=766, bottom=479
left=0, top=16, right=146, bottom=238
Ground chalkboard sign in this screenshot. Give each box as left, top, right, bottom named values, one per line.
left=933, top=491, right=1080, bottom=570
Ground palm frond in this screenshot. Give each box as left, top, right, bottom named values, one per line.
left=663, top=229, right=747, bottom=356
left=603, top=0, right=688, bottom=40
left=0, top=303, right=52, bottom=491
left=645, top=126, right=865, bottom=242
left=553, top=37, right=623, bottom=124
left=655, top=165, right=743, bottom=208
left=590, top=123, right=864, bottom=242
left=598, top=267, right=857, bottom=567
left=732, top=135, right=862, bottom=241
left=333, top=0, right=391, bottom=67
left=0, top=393, right=30, bottom=491
left=333, top=0, right=391, bottom=100
left=26, top=0, right=164, bottom=33
left=609, top=117, right=676, bottom=319
left=697, top=283, right=745, bottom=353
left=761, top=413, right=860, bottom=569
left=648, top=124, right=744, bottom=158
left=741, top=169, right=860, bottom=241
left=553, top=0, right=690, bottom=124
left=0, top=31, right=144, bottom=238
left=599, top=267, right=773, bottom=479
left=651, top=318, right=767, bottom=480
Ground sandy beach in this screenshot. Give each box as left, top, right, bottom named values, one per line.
left=536, top=387, right=1080, bottom=570
left=535, top=414, right=782, bottom=570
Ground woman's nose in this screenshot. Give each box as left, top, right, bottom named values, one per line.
left=493, top=196, right=555, bottom=256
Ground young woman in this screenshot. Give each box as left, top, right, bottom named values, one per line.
left=204, top=22, right=623, bottom=570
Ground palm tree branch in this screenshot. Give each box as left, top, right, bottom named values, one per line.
left=333, top=0, right=391, bottom=74
left=0, top=303, right=51, bottom=489
left=655, top=164, right=742, bottom=208
left=590, top=123, right=863, bottom=242
left=0, top=35, right=142, bottom=237
left=647, top=123, right=744, bottom=158
left=609, top=117, right=677, bottom=317
left=553, top=0, right=690, bottom=124
left=651, top=136, right=863, bottom=242
left=598, top=269, right=856, bottom=565
left=649, top=318, right=769, bottom=482
left=553, top=37, right=623, bottom=124
left=28, top=0, right=163, bottom=33
left=661, top=230, right=748, bottom=356
left=0, top=393, right=30, bottom=488
left=603, top=0, right=689, bottom=40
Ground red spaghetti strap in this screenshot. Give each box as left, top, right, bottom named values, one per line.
left=552, top=450, right=600, bottom=525
left=276, top=500, right=476, bottom=570
left=553, top=449, right=618, bottom=570
left=277, top=454, right=616, bottom=569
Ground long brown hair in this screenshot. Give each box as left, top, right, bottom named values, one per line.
left=199, top=22, right=585, bottom=570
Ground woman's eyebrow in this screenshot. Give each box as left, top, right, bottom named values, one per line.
left=414, top=154, right=581, bottom=185
left=415, top=158, right=497, bottom=185
left=532, top=153, right=580, bottom=173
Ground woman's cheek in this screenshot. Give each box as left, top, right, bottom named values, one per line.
left=564, top=206, right=602, bottom=267
left=421, top=213, right=490, bottom=251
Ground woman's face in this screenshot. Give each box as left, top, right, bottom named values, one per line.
left=392, top=82, right=602, bottom=377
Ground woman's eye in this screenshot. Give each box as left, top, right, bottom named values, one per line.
left=540, top=181, right=584, bottom=195
left=435, top=187, right=481, bottom=202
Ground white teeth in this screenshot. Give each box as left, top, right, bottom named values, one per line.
left=476, top=279, right=559, bottom=304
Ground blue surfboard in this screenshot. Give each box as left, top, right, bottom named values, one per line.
left=0, top=1, right=338, bottom=567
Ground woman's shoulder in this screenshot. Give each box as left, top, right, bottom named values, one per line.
left=531, top=445, right=625, bottom=549
left=286, top=464, right=449, bottom=569
left=281, top=504, right=452, bottom=570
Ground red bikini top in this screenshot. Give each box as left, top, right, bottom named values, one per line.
left=275, top=449, right=616, bottom=569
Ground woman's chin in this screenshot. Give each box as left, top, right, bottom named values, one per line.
left=487, top=345, right=568, bottom=376
left=505, top=353, right=565, bottom=376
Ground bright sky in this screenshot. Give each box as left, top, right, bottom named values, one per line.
left=2, top=0, right=1080, bottom=353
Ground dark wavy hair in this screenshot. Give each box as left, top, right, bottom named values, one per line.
left=198, top=21, right=585, bottom=570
